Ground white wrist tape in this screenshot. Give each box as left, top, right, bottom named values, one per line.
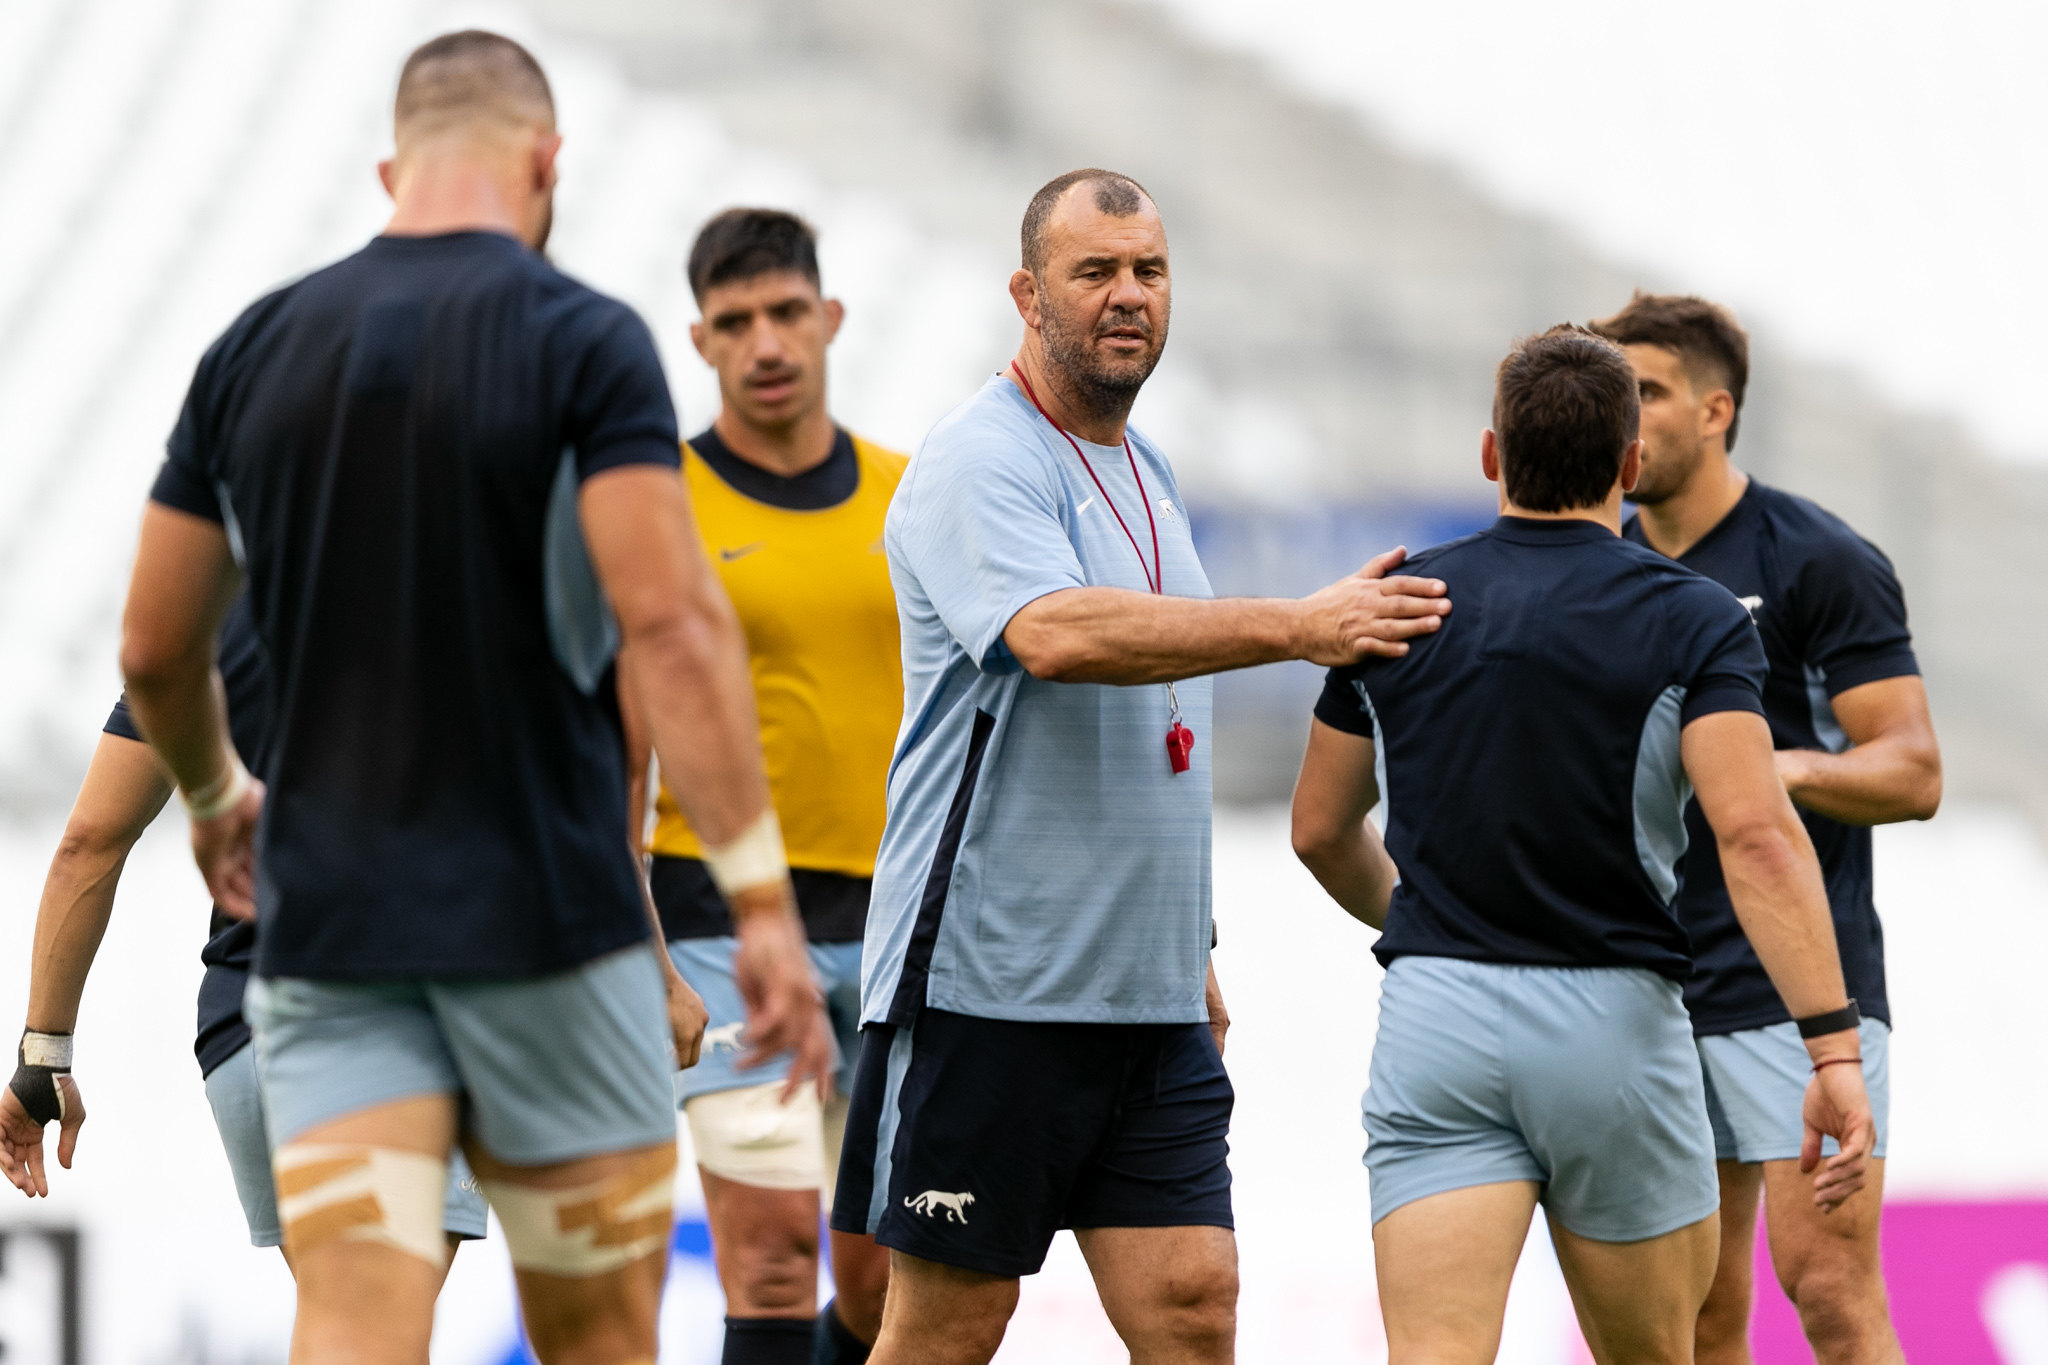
left=20, top=1031, right=73, bottom=1069
left=183, top=755, right=252, bottom=822
left=701, top=808, right=788, bottom=897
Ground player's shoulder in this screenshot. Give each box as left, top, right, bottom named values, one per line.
left=908, top=377, right=1057, bottom=487
left=1744, top=481, right=1904, bottom=615
left=1748, top=480, right=1885, bottom=561
left=195, top=272, right=315, bottom=386
left=530, top=259, right=651, bottom=340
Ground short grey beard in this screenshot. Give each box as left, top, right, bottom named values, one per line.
left=1037, top=296, right=1166, bottom=423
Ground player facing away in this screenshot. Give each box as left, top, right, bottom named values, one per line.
left=1291, top=326, right=1876, bottom=1365
left=623, top=208, right=902, bottom=1365
left=1595, top=294, right=1939, bottom=1365
left=830, top=169, right=1452, bottom=1365
left=115, top=32, right=821, bottom=1364
left=0, top=595, right=489, bottom=1316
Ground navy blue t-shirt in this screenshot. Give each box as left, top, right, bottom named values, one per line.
left=103, top=593, right=272, bottom=1077
left=148, top=231, right=680, bottom=981
left=1624, top=481, right=1918, bottom=1034
left=1315, top=517, right=1767, bottom=979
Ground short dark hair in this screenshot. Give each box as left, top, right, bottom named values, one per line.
left=686, top=208, right=821, bottom=302
left=1020, top=169, right=1153, bottom=275
left=395, top=31, right=552, bottom=134
left=1588, top=291, right=1751, bottom=450
left=1493, top=325, right=1641, bottom=513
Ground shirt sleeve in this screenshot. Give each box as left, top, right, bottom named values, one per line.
left=891, top=425, right=1087, bottom=673
left=1679, top=587, right=1769, bottom=725
left=565, top=302, right=682, bottom=480
left=1313, top=667, right=1378, bottom=737
left=1791, top=530, right=1919, bottom=695
left=148, top=347, right=227, bottom=523
left=103, top=694, right=144, bottom=742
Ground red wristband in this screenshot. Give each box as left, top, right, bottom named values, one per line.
left=1811, top=1056, right=1862, bottom=1075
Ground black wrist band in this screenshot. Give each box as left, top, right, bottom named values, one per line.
left=1795, top=1000, right=1861, bottom=1039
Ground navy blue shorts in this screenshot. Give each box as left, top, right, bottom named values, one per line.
left=830, top=1009, right=1234, bottom=1277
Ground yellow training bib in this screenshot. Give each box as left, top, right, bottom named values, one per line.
left=649, top=431, right=907, bottom=877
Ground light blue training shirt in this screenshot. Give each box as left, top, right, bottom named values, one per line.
left=862, top=374, right=1215, bottom=1028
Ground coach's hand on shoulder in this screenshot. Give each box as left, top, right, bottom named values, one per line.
left=0, top=1074, right=85, bottom=1199
left=1800, top=1050, right=1876, bottom=1213
left=1297, top=547, right=1451, bottom=666
left=193, top=778, right=265, bottom=921
left=729, top=882, right=833, bottom=1098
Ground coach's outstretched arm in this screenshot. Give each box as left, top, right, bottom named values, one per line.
left=1005, top=547, right=1450, bottom=685
left=0, top=734, right=172, bottom=1197
left=582, top=465, right=830, bottom=1090
left=1683, top=709, right=1876, bottom=1209
left=118, top=505, right=262, bottom=918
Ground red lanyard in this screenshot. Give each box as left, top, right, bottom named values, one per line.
left=1010, top=364, right=1163, bottom=595
left=1009, top=364, right=1195, bottom=775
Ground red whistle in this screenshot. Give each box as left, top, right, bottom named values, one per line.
left=1166, top=723, right=1195, bottom=775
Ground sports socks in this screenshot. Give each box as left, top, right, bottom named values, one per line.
left=723, top=1315, right=812, bottom=1365
left=812, top=1299, right=874, bottom=1365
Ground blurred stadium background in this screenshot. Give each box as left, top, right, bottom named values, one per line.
left=2, top=0, right=2045, bottom=1360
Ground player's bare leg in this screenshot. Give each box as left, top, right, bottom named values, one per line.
left=1076, top=1224, right=1237, bottom=1363
left=1695, top=1161, right=1763, bottom=1365
left=1373, top=1181, right=1538, bottom=1364
left=1550, top=1212, right=1718, bottom=1365
left=1760, top=1157, right=1901, bottom=1365
left=467, top=1139, right=675, bottom=1365
left=829, top=1228, right=892, bottom=1342
left=280, top=1093, right=458, bottom=1364
left=867, top=1251, right=1018, bottom=1365
left=700, top=1168, right=821, bottom=1318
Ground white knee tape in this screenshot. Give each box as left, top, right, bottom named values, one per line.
left=483, top=1145, right=677, bottom=1278
left=274, top=1144, right=448, bottom=1268
left=684, top=1080, right=828, bottom=1191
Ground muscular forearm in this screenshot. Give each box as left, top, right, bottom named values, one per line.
left=1295, top=829, right=1397, bottom=930
left=621, top=599, right=773, bottom=850
left=122, top=668, right=237, bottom=797
left=1006, top=588, right=1305, bottom=684
left=1779, top=737, right=1941, bottom=826
left=24, top=739, right=174, bottom=1031
left=1717, top=811, right=1850, bottom=1022
left=26, top=852, right=126, bottom=1033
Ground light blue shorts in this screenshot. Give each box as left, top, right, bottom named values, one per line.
left=245, top=944, right=677, bottom=1166
left=667, top=938, right=863, bottom=1103
left=202, top=1041, right=488, bottom=1247
left=1363, top=956, right=1720, bottom=1243
left=1698, top=1018, right=1891, bottom=1164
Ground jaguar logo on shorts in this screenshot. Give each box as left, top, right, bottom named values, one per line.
left=904, top=1189, right=976, bottom=1224
left=702, top=1022, right=745, bottom=1054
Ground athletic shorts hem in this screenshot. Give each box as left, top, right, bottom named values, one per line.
left=1066, top=1212, right=1235, bottom=1233
left=873, top=1226, right=1044, bottom=1280
left=1546, top=1194, right=1722, bottom=1246
left=478, top=1119, right=682, bottom=1169
left=1367, top=1165, right=1544, bottom=1228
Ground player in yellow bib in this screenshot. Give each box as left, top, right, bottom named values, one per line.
left=629, top=208, right=904, bottom=1365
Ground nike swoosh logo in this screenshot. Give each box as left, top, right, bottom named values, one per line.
left=719, top=543, right=765, bottom=562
